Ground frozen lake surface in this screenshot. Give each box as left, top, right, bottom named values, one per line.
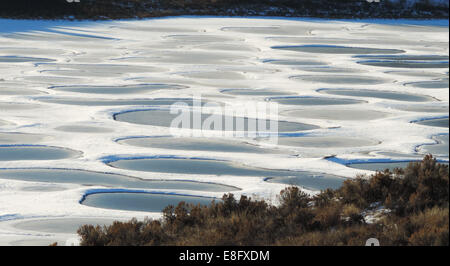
left=0, top=146, right=81, bottom=161
left=114, top=109, right=319, bottom=132
left=81, top=192, right=216, bottom=213
left=117, top=136, right=286, bottom=154
left=0, top=17, right=448, bottom=245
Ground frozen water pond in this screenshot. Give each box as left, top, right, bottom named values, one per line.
left=282, top=109, right=389, bottom=121
left=117, top=53, right=247, bottom=65
left=193, top=43, right=259, bottom=52
left=0, top=17, right=448, bottom=245
left=272, top=45, right=404, bottom=54
left=413, top=117, right=449, bottom=128
left=275, top=136, right=379, bottom=148
left=114, top=109, right=319, bottom=132
left=20, top=185, right=68, bottom=192
left=319, top=89, right=435, bottom=102
left=0, top=83, right=44, bottom=95
left=177, top=71, right=246, bottom=80
left=269, top=96, right=365, bottom=106
left=297, top=67, right=364, bottom=73
left=117, top=136, right=284, bottom=154
left=291, top=75, right=388, bottom=85
left=385, top=71, right=447, bottom=78
left=392, top=104, right=449, bottom=113
left=356, top=55, right=449, bottom=68
left=0, top=146, right=80, bottom=161
left=49, top=84, right=186, bottom=95
left=358, top=61, right=449, bottom=68
left=164, top=34, right=239, bottom=43
left=55, top=125, right=114, bottom=134
left=355, top=55, right=449, bottom=61
left=12, top=217, right=123, bottom=234
left=263, top=59, right=326, bottom=66
left=0, top=169, right=238, bottom=192
left=221, top=88, right=290, bottom=96
left=81, top=192, right=216, bottom=212
left=405, top=80, right=449, bottom=89
left=221, top=26, right=309, bottom=35
left=0, top=88, right=44, bottom=96
left=38, top=63, right=165, bottom=77
left=0, top=56, right=55, bottom=63
left=19, top=76, right=82, bottom=85
left=37, top=97, right=203, bottom=107
left=0, top=132, right=47, bottom=144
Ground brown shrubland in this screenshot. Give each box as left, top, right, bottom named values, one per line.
left=77, top=155, right=448, bottom=246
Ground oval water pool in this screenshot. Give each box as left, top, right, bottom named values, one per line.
left=0, top=146, right=80, bottom=161
left=114, top=109, right=319, bottom=133
left=81, top=192, right=216, bottom=212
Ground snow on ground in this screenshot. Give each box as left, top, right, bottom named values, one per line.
left=0, top=17, right=448, bottom=245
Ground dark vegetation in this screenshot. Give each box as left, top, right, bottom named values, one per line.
left=0, top=0, right=448, bottom=20
left=77, top=155, right=449, bottom=246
